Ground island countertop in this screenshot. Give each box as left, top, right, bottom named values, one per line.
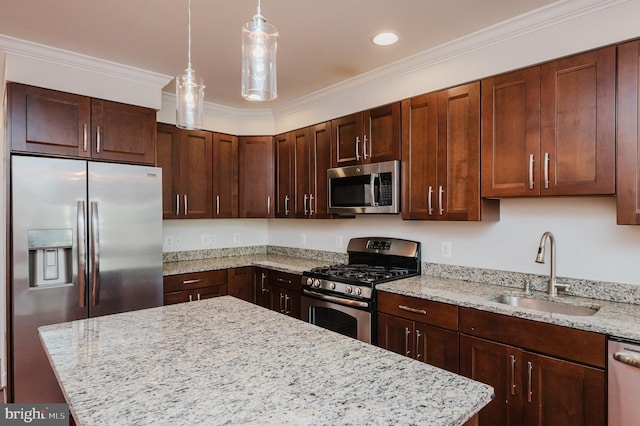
left=39, top=296, right=493, bottom=426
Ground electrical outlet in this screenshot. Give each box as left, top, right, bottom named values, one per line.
left=174, top=237, right=182, bottom=247
left=441, top=241, right=452, bottom=258
left=300, top=233, right=307, bottom=245
left=164, top=235, right=174, bottom=248
left=210, top=235, right=216, bottom=245
left=201, top=234, right=210, bottom=246
left=233, top=233, right=241, bottom=244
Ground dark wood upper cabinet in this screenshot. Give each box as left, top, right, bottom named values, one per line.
left=275, top=132, right=293, bottom=218
left=213, top=133, right=238, bottom=218
left=156, top=123, right=213, bottom=219
left=8, top=83, right=156, bottom=165
left=616, top=40, right=640, bottom=224
left=331, top=102, right=401, bottom=167
left=292, top=127, right=312, bottom=218
left=238, top=136, right=274, bottom=218
left=309, top=122, right=334, bottom=218
left=482, top=46, right=615, bottom=198
left=402, top=83, right=499, bottom=221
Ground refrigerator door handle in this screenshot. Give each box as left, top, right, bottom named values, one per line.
left=77, top=200, right=87, bottom=308
left=90, top=201, right=100, bottom=306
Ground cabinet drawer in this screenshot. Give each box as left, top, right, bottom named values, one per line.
left=377, top=292, right=458, bottom=331
left=459, top=307, right=605, bottom=368
left=164, top=270, right=227, bottom=293
left=267, top=270, right=301, bottom=292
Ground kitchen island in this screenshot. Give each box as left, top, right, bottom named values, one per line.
left=40, top=296, right=493, bottom=425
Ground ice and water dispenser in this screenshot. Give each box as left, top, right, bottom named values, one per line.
left=27, top=229, right=73, bottom=287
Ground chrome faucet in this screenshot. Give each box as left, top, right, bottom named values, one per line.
left=535, top=231, right=570, bottom=296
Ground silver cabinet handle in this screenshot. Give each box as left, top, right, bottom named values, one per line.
left=284, top=294, right=290, bottom=315
left=363, top=134, right=369, bottom=160
left=309, top=194, right=314, bottom=216
left=510, top=355, right=516, bottom=396
left=176, top=194, right=180, bottom=216
left=216, top=195, right=220, bottom=216
left=304, top=194, right=309, bottom=215
left=544, top=152, right=550, bottom=189
left=197, top=293, right=201, bottom=301
left=529, top=154, right=534, bottom=190
left=267, top=195, right=271, bottom=215
left=355, top=136, right=361, bottom=161
left=184, top=194, right=188, bottom=215
left=261, top=272, right=267, bottom=293
left=527, top=361, right=533, bottom=403
left=398, top=305, right=427, bottom=315
left=77, top=201, right=86, bottom=308
left=284, top=195, right=289, bottom=216
left=438, top=186, right=444, bottom=215
left=415, top=329, right=422, bottom=360
left=613, top=351, right=640, bottom=369
left=189, top=294, right=193, bottom=302
left=90, top=201, right=100, bottom=307
left=182, top=279, right=204, bottom=285
left=279, top=292, right=285, bottom=313
left=428, top=186, right=433, bottom=215
left=276, top=278, right=292, bottom=285
left=96, top=126, right=101, bottom=153
left=83, top=124, right=88, bottom=152
left=404, top=326, right=411, bottom=356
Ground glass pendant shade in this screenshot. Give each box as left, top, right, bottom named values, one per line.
left=176, top=68, right=205, bottom=129
left=241, top=7, right=278, bottom=101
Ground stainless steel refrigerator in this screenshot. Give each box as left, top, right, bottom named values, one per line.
left=10, top=155, right=163, bottom=403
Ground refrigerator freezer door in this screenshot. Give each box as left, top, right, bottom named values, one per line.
left=87, top=162, right=163, bottom=317
left=11, top=156, right=88, bottom=403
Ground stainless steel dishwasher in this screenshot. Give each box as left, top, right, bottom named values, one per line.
left=608, top=338, right=640, bottom=426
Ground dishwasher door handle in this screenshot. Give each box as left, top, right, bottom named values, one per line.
left=614, top=351, right=640, bottom=369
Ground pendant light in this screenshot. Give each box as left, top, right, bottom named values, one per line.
left=176, top=0, right=205, bottom=129
left=241, top=0, right=278, bottom=101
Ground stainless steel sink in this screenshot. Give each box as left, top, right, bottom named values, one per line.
left=493, top=294, right=600, bottom=316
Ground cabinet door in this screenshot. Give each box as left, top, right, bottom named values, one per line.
left=156, top=124, right=182, bottom=218
left=416, top=323, right=459, bottom=373
left=228, top=267, right=255, bottom=303
left=293, top=128, right=312, bottom=218
left=540, top=46, right=615, bottom=195
left=460, top=334, right=523, bottom=426
left=377, top=313, right=414, bottom=358
left=90, top=99, right=156, bottom=165
left=8, top=83, right=91, bottom=158
left=213, top=133, right=238, bottom=218
left=254, top=269, right=271, bottom=308
left=309, top=122, right=333, bottom=218
left=275, top=132, right=293, bottom=218
left=481, top=67, right=541, bottom=197
left=180, top=129, right=213, bottom=218
left=195, top=284, right=227, bottom=301
left=332, top=112, right=362, bottom=167
left=238, top=136, right=275, bottom=217
left=616, top=40, right=640, bottom=224
left=523, top=352, right=605, bottom=426
left=401, top=93, right=438, bottom=220
left=437, top=82, right=483, bottom=221
left=164, top=291, right=189, bottom=305
left=364, top=102, right=401, bottom=163
left=271, top=287, right=301, bottom=318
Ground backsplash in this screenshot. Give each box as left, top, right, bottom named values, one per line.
left=163, top=246, right=640, bottom=305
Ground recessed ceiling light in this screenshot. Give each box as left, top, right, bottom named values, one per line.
left=373, top=32, right=399, bottom=46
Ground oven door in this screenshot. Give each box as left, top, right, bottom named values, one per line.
left=301, top=292, right=372, bottom=343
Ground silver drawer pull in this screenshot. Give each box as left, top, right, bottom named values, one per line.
left=182, top=279, right=204, bottom=285
left=276, top=278, right=292, bottom=284
left=398, top=305, right=427, bottom=315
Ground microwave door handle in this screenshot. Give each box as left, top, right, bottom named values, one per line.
left=370, top=173, right=378, bottom=206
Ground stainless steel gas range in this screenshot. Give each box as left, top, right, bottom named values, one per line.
left=301, top=237, right=421, bottom=344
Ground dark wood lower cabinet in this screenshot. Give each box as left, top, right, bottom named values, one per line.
left=252, top=268, right=301, bottom=319
left=228, top=267, right=255, bottom=303
left=163, top=270, right=227, bottom=305
left=459, top=307, right=605, bottom=426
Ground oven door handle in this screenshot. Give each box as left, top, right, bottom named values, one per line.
left=303, top=289, right=369, bottom=308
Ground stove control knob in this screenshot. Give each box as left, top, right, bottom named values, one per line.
left=306, top=277, right=313, bottom=286
left=355, top=287, right=362, bottom=296
left=345, top=286, right=353, bottom=294
left=329, top=282, right=336, bottom=290
left=313, top=279, right=321, bottom=288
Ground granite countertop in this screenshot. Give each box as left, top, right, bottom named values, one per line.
left=39, top=296, right=493, bottom=426
left=377, top=276, right=640, bottom=342
left=163, top=254, right=333, bottom=276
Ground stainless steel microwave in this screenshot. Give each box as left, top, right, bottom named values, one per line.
left=328, top=160, right=400, bottom=214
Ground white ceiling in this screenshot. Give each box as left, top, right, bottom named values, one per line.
left=0, top=0, right=560, bottom=109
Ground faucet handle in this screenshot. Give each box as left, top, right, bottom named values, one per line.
left=554, top=281, right=570, bottom=293
left=523, top=280, right=531, bottom=294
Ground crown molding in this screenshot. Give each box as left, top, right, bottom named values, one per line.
left=273, top=0, right=630, bottom=121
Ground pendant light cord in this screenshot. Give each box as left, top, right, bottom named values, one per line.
left=187, top=0, right=192, bottom=70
